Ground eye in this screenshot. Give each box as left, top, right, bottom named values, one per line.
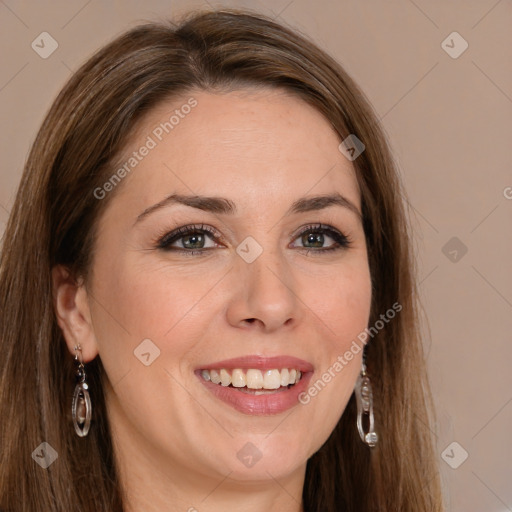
left=154, top=222, right=351, bottom=256
left=155, top=224, right=222, bottom=255
left=290, top=224, right=351, bottom=253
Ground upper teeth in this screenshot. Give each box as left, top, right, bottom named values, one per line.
left=201, top=368, right=302, bottom=389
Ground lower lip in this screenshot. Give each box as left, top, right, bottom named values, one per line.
left=196, top=371, right=313, bottom=415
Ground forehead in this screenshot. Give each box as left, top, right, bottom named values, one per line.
left=108, top=88, right=360, bottom=214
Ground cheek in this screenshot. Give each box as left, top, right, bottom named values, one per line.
left=88, top=253, right=222, bottom=380
left=332, top=280, right=372, bottom=343
left=298, top=261, right=371, bottom=417
left=90, top=242, right=372, bottom=381
left=302, top=261, right=372, bottom=346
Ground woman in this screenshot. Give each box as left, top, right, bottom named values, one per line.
left=0, top=8, right=443, bottom=512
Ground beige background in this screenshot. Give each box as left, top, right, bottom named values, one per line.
left=1, top=0, right=511, bottom=510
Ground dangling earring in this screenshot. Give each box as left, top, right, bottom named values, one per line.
left=355, top=356, right=378, bottom=447
left=72, top=344, right=92, bottom=437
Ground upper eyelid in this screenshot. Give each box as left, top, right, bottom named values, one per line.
left=291, top=223, right=342, bottom=236
left=158, top=224, right=219, bottom=245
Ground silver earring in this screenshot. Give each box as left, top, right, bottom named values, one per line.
left=72, top=344, right=92, bottom=437
left=355, top=359, right=378, bottom=447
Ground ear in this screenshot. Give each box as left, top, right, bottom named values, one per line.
left=51, top=265, right=99, bottom=363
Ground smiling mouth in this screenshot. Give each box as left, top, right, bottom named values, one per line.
left=200, top=368, right=302, bottom=395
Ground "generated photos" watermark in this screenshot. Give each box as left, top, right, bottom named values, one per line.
left=298, top=301, right=402, bottom=404
left=93, top=97, right=198, bottom=200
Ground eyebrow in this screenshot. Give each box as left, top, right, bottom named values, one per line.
left=134, top=192, right=362, bottom=225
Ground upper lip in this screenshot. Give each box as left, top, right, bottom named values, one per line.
left=197, top=355, right=314, bottom=372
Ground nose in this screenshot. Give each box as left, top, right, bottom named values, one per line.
left=225, top=247, right=300, bottom=333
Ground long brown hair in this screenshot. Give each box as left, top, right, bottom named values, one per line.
left=0, top=8, right=443, bottom=511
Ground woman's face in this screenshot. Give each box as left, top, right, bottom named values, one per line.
left=70, top=89, right=371, bottom=492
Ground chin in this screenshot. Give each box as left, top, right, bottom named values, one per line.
left=221, top=431, right=312, bottom=482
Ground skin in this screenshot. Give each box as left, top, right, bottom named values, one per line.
left=53, top=88, right=372, bottom=512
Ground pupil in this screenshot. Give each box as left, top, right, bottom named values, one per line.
left=184, top=233, right=204, bottom=249
left=304, top=232, right=323, bottom=248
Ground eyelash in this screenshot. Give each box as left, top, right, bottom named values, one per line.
left=154, top=223, right=352, bottom=256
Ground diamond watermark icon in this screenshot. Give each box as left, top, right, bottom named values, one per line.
left=441, top=32, right=468, bottom=59
left=338, top=134, right=365, bottom=161
left=134, top=338, right=161, bottom=366
left=236, top=236, right=263, bottom=263
left=442, top=236, right=468, bottom=263
left=32, top=442, right=58, bottom=469
left=441, top=441, right=468, bottom=469
left=237, top=442, right=263, bottom=468
left=31, top=32, right=59, bottom=59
